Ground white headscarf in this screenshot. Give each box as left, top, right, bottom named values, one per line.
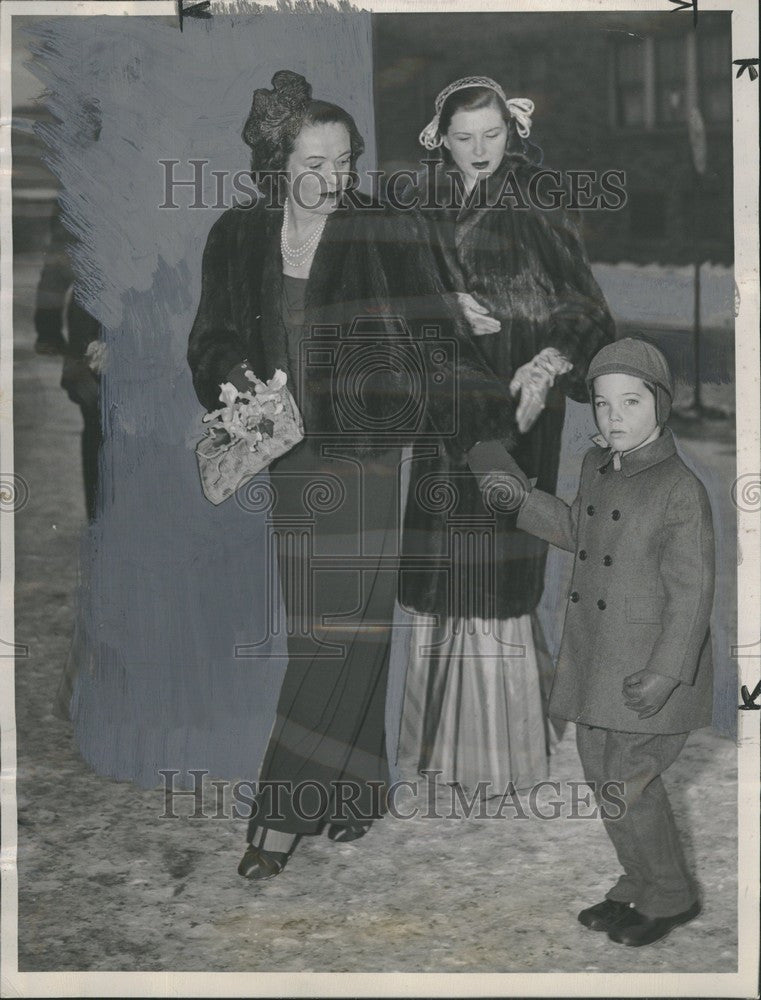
left=418, top=76, right=534, bottom=151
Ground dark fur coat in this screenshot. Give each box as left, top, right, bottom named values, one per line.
left=187, top=196, right=521, bottom=463
left=399, top=156, right=615, bottom=620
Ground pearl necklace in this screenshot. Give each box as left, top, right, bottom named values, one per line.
left=280, top=200, right=326, bottom=267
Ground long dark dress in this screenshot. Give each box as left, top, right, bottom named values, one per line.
left=248, top=274, right=402, bottom=837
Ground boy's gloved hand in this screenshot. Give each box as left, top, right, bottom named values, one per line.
left=466, top=439, right=531, bottom=514
left=622, top=669, right=680, bottom=719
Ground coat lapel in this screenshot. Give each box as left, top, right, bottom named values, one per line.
left=244, top=206, right=287, bottom=380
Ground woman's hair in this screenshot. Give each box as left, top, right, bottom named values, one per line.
left=242, top=70, right=365, bottom=174
left=437, top=84, right=539, bottom=164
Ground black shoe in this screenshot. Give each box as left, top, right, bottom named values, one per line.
left=578, top=899, right=633, bottom=932
left=237, top=845, right=289, bottom=881
left=327, top=820, right=371, bottom=843
left=608, top=899, right=701, bottom=946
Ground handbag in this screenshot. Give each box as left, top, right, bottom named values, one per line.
left=195, top=367, right=303, bottom=505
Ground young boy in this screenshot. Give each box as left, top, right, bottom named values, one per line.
left=469, top=337, right=715, bottom=947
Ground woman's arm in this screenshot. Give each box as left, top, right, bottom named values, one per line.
left=187, top=212, right=250, bottom=411
left=383, top=208, right=521, bottom=455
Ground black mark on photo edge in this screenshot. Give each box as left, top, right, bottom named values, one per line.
left=177, top=0, right=213, bottom=32
left=668, top=0, right=698, bottom=28
left=738, top=682, right=761, bottom=710
left=733, top=59, right=759, bottom=81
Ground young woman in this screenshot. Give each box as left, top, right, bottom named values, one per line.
left=398, top=77, right=615, bottom=797
left=187, top=71, right=523, bottom=880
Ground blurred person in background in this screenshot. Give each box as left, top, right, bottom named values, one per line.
left=34, top=203, right=102, bottom=522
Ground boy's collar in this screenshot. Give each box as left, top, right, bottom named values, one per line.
left=591, top=426, right=676, bottom=476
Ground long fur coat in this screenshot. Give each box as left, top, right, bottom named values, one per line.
left=187, top=195, right=521, bottom=467
left=399, top=155, right=615, bottom=620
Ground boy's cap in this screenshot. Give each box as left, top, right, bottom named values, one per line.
left=586, top=337, right=674, bottom=425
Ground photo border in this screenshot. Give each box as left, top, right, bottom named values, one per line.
left=1, top=1, right=758, bottom=996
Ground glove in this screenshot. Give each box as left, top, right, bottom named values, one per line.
left=509, top=348, right=574, bottom=433
left=622, top=669, right=680, bottom=719
left=509, top=348, right=573, bottom=434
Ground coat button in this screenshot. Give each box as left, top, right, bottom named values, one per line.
left=599, top=466, right=607, bottom=474
left=578, top=550, right=587, bottom=560
left=611, top=509, right=621, bottom=520
left=570, top=591, right=580, bottom=603
left=597, top=599, right=606, bottom=610
left=603, top=555, right=612, bottom=566
left=587, top=505, right=595, bottom=515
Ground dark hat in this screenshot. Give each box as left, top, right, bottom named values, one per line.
left=586, top=338, right=674, bottom=425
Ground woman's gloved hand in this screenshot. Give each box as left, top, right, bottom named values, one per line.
left=454, top=292, right=501, bottom=336
left=509, top=347, right=573, bottom=433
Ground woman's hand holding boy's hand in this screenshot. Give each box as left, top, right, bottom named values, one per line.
left=466, top=440, right=531, bottom=514
left=455, top=292, right=501, bottom=336
left=622, top=669, right=680, bottom=719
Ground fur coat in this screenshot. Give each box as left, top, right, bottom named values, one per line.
left=399, top=155, right=615, bottom=620
left=187, top=196, right=521, bottom=463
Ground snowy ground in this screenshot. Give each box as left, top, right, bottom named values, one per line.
left=9, top=250, right=740, bottom=976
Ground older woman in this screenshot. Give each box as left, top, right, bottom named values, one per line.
left=187, top=71, right=522, bottom=880
left=399, top=77, right=615, bottom=797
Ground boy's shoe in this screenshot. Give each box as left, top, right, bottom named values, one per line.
left=577, top=899, right=633, bottom=931
left=607, top=899, right=701, bottom=946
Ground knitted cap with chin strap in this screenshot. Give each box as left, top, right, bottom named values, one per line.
left=586, top=337, right=674, bottom=426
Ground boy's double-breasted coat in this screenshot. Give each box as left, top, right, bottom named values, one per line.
left=515, top=428, right=715, bottom=734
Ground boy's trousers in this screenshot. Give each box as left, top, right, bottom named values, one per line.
left=576, top=723, right=699, bottom=918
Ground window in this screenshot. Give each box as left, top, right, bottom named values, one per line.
left=613, top=28, right=733, bottom=131
left=613, top=38, right=647, bottom=127
left=698, top=31, right=732, bottom=123
left=655, top=35, right=687, bottom=125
